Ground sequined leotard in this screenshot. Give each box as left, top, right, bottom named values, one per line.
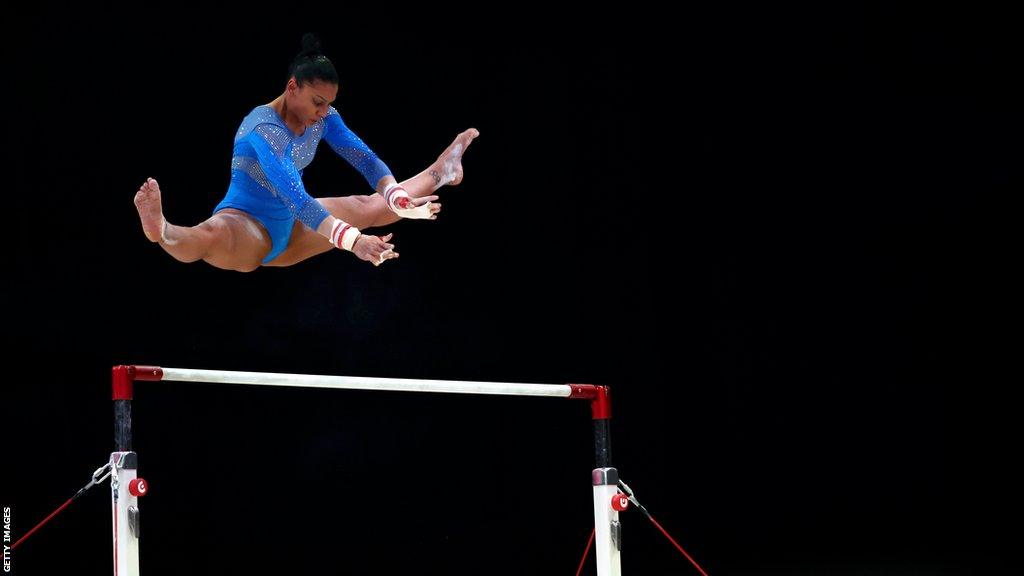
left=214, top=105, right=392, bottom=262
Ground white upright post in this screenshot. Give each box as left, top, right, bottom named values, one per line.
left=110, top=451, right=143, bottom=576
left=593, top=467, right=622, bottom=576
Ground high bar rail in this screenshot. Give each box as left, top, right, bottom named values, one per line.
left=112, top=366, right=610, bottom=412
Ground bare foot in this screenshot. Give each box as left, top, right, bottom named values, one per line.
left=430, top=128, right=480, bottom=189
left=134, top=177, right=166, bottom=242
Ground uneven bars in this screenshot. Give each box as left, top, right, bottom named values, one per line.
left=107, top=364, right=619, bottom=576
left=113, top=365, right=607, bottom=405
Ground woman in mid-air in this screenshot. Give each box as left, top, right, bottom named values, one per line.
left=134, top=34, right=479, bottom=271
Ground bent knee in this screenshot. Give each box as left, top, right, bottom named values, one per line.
left=198, top=218, right=237, bottom=254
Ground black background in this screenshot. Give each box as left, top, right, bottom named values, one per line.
left=5, top=3, right=1009, bottom=575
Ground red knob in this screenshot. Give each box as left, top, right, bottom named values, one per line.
left=128, top=478, right=149, bottom=497
left=611, top=494, right=629, bottom=511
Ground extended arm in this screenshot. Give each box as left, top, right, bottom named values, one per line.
left=251, top=123, right=395, bottom=264
left=322, top=109, right=437, bottom=219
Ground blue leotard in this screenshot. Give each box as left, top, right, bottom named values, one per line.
left=214, top=105, right=391, bottom=263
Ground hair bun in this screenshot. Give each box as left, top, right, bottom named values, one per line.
left=287, top=33, right=338, bottom=84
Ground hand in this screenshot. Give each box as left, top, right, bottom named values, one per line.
left=392, top=194, right=442, bottom=220
left=385, top=183, right=441, bottom=220
left=351, top=233, right=399, bottom=266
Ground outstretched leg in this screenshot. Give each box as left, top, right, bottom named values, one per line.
left=134, top=178, right=271, bottom=272
left=264, top=128, right=480, bottom=267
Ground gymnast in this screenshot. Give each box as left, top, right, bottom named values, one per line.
left=134, top=33, right=479, bottom=271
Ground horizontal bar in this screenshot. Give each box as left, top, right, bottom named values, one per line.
left=156, top=367, right=575, bottom=398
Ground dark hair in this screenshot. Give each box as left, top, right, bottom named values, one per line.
left=288, top=33, right=339, bottom=86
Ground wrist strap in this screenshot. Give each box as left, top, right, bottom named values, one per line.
left=330, top=219, right=361, bottom=251
left=383, top=182, right=411, bottom=210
